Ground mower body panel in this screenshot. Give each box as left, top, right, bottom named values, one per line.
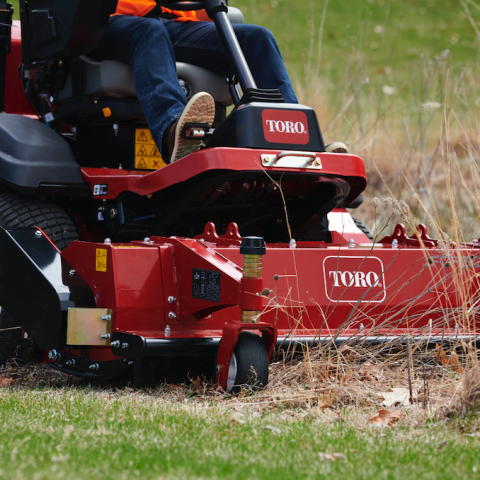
left=0, top=114, right=84, bottom=192
left=210, top=102, right=326, bottom=152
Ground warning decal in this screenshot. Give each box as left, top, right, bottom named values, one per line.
left=149, top=145, right=160, bottom=157
left=96, top=248, right=107, bottom=273
left=136, top=145, right=148, bottom=156
left=192, top=268, right=221, bottom=302
left=137, top=131, right=150, bottom=143
left=137, top=158, right=148, bottom=169
left=135, top=129, right=167, bottom=170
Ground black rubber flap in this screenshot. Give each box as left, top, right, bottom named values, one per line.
left=0, top=227, right=63, bottom=350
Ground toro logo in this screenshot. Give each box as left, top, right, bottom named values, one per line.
left=323, top=256, right=387, bottom=303
left=262, top=109, right=309, bottom=145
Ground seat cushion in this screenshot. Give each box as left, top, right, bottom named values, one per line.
left=58, top=57, right=232, bottom=106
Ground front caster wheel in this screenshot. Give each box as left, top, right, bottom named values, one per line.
left=226, top=332, right=269, bottom=393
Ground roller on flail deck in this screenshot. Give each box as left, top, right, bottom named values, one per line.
left=0, top=0, right=478, bottom=392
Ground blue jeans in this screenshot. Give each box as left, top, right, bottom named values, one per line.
left=90, top=15, right=298, bottom=151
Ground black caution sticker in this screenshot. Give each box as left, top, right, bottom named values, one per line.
left=192, top=268, right=221, bottom=302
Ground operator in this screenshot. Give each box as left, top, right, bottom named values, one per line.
left=89, top=0, right=299, bottom=163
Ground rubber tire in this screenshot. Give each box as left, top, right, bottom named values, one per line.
left=0, top=193, right=79, bottom=365
left=0, top=193, right=78, bottom=250
left=228, top=332, right=269, bottom=393
left=352, top=217, right=374, bottom=242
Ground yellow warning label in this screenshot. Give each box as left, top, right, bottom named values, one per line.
left=136, top=157, right=148, bottom=169
left=149, top=145, right=161, bottom=157
left=135, top=156, right=167, bottom=170
left=95, top=248, right=107, bottom=272
left=136, top=129, right=154, bottom=145
left=135, top=128, right=166, bottom=170
left=136, top=144, right=149, bottom=156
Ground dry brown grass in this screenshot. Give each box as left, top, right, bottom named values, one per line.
left=4, top=30, right=480, bottom=429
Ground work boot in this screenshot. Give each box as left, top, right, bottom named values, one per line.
left=325, top=142, right=348, bottom=154
left=165, top=92, right=215, bottom=163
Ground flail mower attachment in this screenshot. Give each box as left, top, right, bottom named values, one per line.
left=0, top=225, right=277, bottom=390
left=1, top=0, right=480, bottom=392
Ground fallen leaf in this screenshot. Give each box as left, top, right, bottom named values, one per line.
left=368, top=409, right=402, bottom=426
left=435, top=346, right=464, bottom=373
left=378, top=387, right=417, bottom=407
left=264, top=425, right=281, bottom=434
left=189, top=375, right=203, bottom=392
left=0, top=376, right=15, bottom=387
left=318, top=452, right=346, bottom=461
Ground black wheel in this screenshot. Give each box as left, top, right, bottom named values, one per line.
left=226, top=332, right=269, bottom=393
left=0, top=193, right=79, bottom=365
left=352, top=217, right=374, bottom=242
left=0, top=193, right=78, bottom=250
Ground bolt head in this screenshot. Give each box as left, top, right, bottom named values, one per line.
left=168, top=296, right=176, bottom=304
left=35, top=230, right=42, bottom=238
left=263, top=157, right=270, bottom=164
left=144, top=237, right=151, bottom=243
left=110, top=340, right=120, bottom=348
left=314, top=159, right=321, bottom=166
left=109, top=208, right=118, bottom=219
left=69, top=269, right=75, bottom=277
left=104, top=238, right=112, bottom=245
left=168, top=311, right=177, bottom=320
left=66, top=359, right=76, bottom=367
left=89, top=363, right=99, bottom=371
left=121, top=343, right=129, bottom=349
left=48, top=350, right=60, bottom=361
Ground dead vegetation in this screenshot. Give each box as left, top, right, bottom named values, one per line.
left=0, top=335, right=478, bottom=429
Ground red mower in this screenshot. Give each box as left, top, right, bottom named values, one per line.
left=0, top=0, right=478, bottom=392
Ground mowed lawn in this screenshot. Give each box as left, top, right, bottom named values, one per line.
left=0, top=388, right=479, bottom=480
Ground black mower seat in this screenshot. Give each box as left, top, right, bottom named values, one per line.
left=57, top=57, right=232, bottom=106
left=56, top=6, right=245, bottom=107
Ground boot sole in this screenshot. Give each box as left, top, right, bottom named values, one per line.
left=171, top=92, right=215, bottom=163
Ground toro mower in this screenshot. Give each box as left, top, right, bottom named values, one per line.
left=0, top=0, right=478, bottom=392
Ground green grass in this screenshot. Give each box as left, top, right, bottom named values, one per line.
left=1, top=388, right=480, bottom=480
left=239, top=0, right=480, bottom=85
left=10, top=0, right=480, bottom=85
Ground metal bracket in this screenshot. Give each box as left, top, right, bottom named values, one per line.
left=216, top=322, right=277, bottom=391
left=181, top=122, right=210, bottom=139
left=261, top=151, right=322, bottom=169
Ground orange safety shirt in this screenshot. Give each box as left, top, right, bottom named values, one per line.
left=114, top=0, right=199, bottom=21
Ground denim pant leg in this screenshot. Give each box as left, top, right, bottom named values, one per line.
left=164, top=20, right=298, bottom=103
left=89, top=15, right=187, bottom=152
